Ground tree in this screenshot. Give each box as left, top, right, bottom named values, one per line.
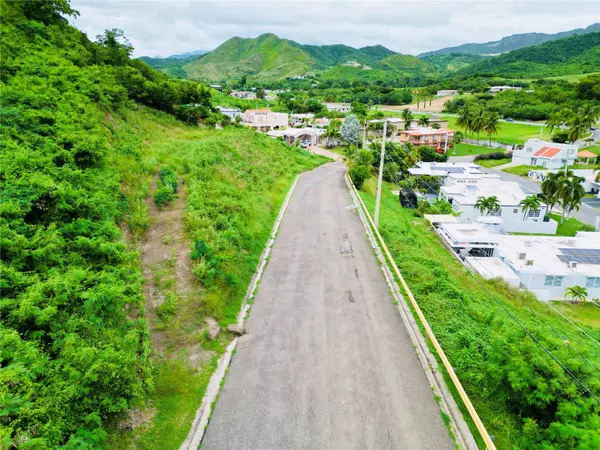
left=558, top=175, right=585, bottom=222
left=257, top=88, right=265, bottom=99
left=546, top=110, right=569, bottom=136
left=401, top=108, right=413, bottom=129
left=351, top=101, right=367, bottom=118
left=519, top=195, right=541, bottom=221
left=349, top=165, right=371, bottom=189
left=541, top=172, right=562, bottom=212
left=456, top=106, right=472, bottom=138
left=483, top=111, right=501, bottom=146
left=578, top=103, right=600, bottom=131
left=324, top=122, right=341, bottom=148
left=564, top=285, right=588, bottom=304
left=340, top=114, right=361, bottom=146
left=470, top=105, right=486, bottom=145
left=95, top=29, right=134, bottom=66
left=475, top=196, right=500, bottom=216
left=432, top=122, right=441, bottom=130
left=417, top=116, right=430, bottom=127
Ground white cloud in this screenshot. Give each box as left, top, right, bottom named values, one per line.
left=70, top=0, right=600, bottom=57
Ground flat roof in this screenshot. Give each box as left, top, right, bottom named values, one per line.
left=466, top=257, right=521, bottom=283
left=400, top=128, right=455, bottom=136
left=441, top=179, right=529, bottom=206
left=424, top=214, right=459, bottom=224
left=497, top=233, right=600, bottom=275
left=439, top=223, right=499, bottom=246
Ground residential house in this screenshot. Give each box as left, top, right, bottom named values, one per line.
left=511, top=139, right=578, bottom=169
left=436, top=89, right=458, bottom=97
left=266, top=127, right=324, bottom=146
left=397, top=127, right=455, bottom=152
left=324, top=102, right=351, bottom=113
left=289, top=113, right=315, bottom=127
left=209, top=84, right=223, bottom=91
left=408, top=161, right=483, bottom=184
left=217, top=106, right=242, bottom=120
left=231, top=91, right=256, bottom=99
left=439, top=177, right=557, bottom=234
left=242, top=109, right=288, bottom=131
left=367, top=118, right=449, bottom=140
left=489, top=86, right=523, bottom=94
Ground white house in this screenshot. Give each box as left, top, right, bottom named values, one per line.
left=440, top=177, right=558, bottom=234
left=408, top=161, right=483, bottom=184
left=489, top=86, right=522, bottom=94
left=242, top=109, right=288, bottom=131
left=217, top=106, right=242, bottom=120
left=324, top=102, right=351, bottom=113
left=528, top=169, right=600, bottom=195
left=436, top=222, right=600, bottom=301
left=511, top=139, right=578, bottom=169
left=267, top=127, right=324, bottom=146
left=289, top=113, right=315, bottom=126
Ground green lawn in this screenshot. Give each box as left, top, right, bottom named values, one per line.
left=582, top=145, right=600, bottom=155
left=357, top=178, right=600, bottom=449
left=502, top=165, right=540, bottom=177
left=449, top=143, right=503, bottom=156
left=547, top=213, right=595, bottom=236
left=443, top=116, right=550, bottom=146
left=476, top=158, right=511, bottom=168
left=551, top=302, right=600, bottom=328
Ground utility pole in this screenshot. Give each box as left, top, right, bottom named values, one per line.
left=363, top=118, right=367, bottom=148
left=374, top=120, right=387, bottom=228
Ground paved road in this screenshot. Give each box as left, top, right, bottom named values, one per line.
left=202, top=162, right=454, bottom=450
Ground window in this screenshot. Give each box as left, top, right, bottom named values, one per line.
left=513, top=209, right=519, bottom=213
left=544, top=276, right=563, bottom=286
left=586, top=277, right=600, bottom=288
left=526, top=147, right=533, bottom=153
left=528, top=209, right=541, bottom=218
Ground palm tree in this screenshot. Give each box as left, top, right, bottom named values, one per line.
left=325, top=122, right=340, bottom=148
left=565, top=285, right=588, bottom=304
left=432, top=122, right=441, bottom=130
left=475, top=196, right=500, bottom=216
left=541, top=172, right=562, bottom=213
left=470, top=105, right=486, bottom=145
left=418, top=116, right=430, bottom=127
left=401, top=108, right=413, bottom=130
left=546, top=110, right=566, bottom=136
left=483, top=112, right=501, bottom=146
left=558, top=175, right=585, bottom=222
left=579, top=103, right=600, bottom=130
left=456, top=106, right=472, bottom=137
left=567, top=116, right=589, bottom=143
left=519, top=195, right=541, bottom=221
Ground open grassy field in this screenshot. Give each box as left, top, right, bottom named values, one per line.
left=502, top=165, right=539, bottom=176
left=551, top=302, right=600, bottom=328
left=449, top=143, right=504, bottom=156
left=542, top=72, right=600, bottom=82
left=475, top=158, right=512, bottom=168
left=443, top=116, right=550, bottom=146
left=357, top=177, right=600, bottom=449
left=107, top=106, right=328, bottom=448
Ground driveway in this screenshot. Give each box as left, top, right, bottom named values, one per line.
left=582, top=197, right=600, bottom=209
left=202, top=162, right=454, bottom=450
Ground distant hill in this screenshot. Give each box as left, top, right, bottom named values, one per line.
left=421, top=53, right=487, bottom=73
left=167, top=49, right=208, bottom=59
left=455, top=32, right=600, bottom=78
left=139, top=53, right=205, bottom=78
left=420, top=23, right=600, bottom=56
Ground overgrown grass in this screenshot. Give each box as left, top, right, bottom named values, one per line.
left=475, top=158, right=512, bottom=168
left=449, top=143, right=502, bottom=157
left=357, top=177, right=600, bottom=449
left=106, top=105, right=328, bottom=448
left=551, top=302, right=600, bottom=328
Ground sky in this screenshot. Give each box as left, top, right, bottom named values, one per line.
left=70, top=0, right=600, bottom=57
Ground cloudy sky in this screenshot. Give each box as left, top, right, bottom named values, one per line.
left=70, top=0, right=600, bottom=57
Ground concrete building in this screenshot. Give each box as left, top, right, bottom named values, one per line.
left=440, top=177, right=558, bottom=234
left=397, top=127, right=456, bottom=152
left=266, top=127, right=324, bottom=146
left=217, top=106, right=242, bottom=120
left=436, top=89, right=458, bottom=97
left=528, top=169, right=600, bottom=195
left=408, top=161, right=483, bottom=183
left=489, top=86, right=523, bottom=94
left=511, top=139, right=578, bottom=169
left=436, top=222, right=600, bottom=301
left=231, top=91, right=256, bottom=99
left=324, top=102, right=351, bottom=113
left=289, top=113, right=315, bottom=127
left=209, top=84, right=223, bottom=91
left=242, top=109, right=288, bottom=131
left=367, top=118, right=449, bottom=140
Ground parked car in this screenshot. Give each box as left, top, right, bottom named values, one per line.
left=300, top=140, right=310, bottom=148
left=590, top=126, right=597, bottom=131
left=505, top=117, right=515, bottom=122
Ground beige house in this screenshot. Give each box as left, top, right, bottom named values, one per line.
left=242, top=109, right=288, bottom=132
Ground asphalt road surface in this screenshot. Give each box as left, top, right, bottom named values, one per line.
left=202, top=162, right=454, bottom=450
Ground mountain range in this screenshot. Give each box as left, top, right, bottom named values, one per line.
left=140, top=24, right=600, bottom=84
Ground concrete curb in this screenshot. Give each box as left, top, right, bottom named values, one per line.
left=345, top=175, right=478, bottom=450
left=179, top=173, right=302, bottom=450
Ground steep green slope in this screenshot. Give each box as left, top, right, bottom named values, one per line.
left=183, top=33, right=315, bottom=82
left=298, top=43, right=395, bottom=68
left=421, top=22, right=600, bottom=56
left=0, top=2, right=327, bottom=448
left=139, top=53, right=205, bottom=78
left=456, top=32, right=600, bottom=78
left=421, top=53, right=487, bottom=73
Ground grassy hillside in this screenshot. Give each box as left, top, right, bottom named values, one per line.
left=359, top=178, right=600, bottom=449
left=421, top=53, right=487, bottom=72
left=138, top=53, right=205, bottom=78
left=457, top=32, right=600, bottom=78
left=0, top=2, right=327, bottom=448
left=420, top=22, right=600, bottom=56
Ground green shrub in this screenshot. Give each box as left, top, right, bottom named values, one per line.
left=153, top=167, right=178, bottom=208
left=349, top=165, right=371, bottom=189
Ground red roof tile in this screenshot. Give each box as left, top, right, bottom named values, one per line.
left=533, top=146, right=561, bottom=158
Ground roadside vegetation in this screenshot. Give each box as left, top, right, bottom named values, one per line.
left=357, top=178, right=600, bottom=449
left=0, top=2, right=328, bottom=448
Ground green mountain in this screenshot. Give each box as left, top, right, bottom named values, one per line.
left=420, top=23, right=600, bottom=56
left=455, top=31, right=600, bottom=78
left=421, top=53, right=487, bottom=72
left=139, top=53, right=205, bottom=78
left=179, top=33, right=398, bottom=83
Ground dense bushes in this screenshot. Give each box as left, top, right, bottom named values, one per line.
left=474, top=151, right=511, bottom=161
left=153, top=167, right=178, bottom=208
left=349, top=165, right=371, bottom=189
